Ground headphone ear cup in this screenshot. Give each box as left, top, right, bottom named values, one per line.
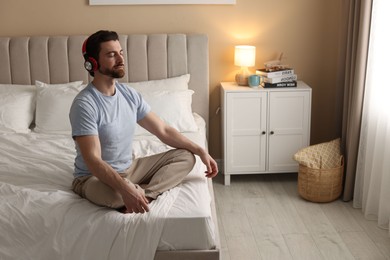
left=84, top=57, right=98, bottom=72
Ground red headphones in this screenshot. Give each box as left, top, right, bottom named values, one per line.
left=82, top=38, right=98, bottom=72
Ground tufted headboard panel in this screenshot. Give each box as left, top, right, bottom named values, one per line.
left=0, top=34, right=209, bottom=124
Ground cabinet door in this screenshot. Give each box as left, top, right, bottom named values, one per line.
left=268, top=91, right=310, bottom=172
left=225, top=92, right=267, bottom=173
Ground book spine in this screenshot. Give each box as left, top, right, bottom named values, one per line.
left=261, top=81, right=297, bottom=88
left=256, top=69, right=294, bottom=78
left=262, top=74, right=297, bottom=84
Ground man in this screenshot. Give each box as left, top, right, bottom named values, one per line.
left=70, top=30, right=218, bottom=214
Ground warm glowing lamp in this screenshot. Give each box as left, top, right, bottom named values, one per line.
left=234, top=45, right=256, bottom=86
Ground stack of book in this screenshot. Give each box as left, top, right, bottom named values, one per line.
left=256, top=67, right=297, bottom=88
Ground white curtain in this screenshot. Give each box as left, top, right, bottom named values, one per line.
left=353, top=0, right=390, bottom=235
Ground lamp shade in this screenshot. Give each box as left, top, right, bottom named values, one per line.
left=234, top=45, right=256, bottom=67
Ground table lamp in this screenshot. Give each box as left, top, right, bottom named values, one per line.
left=234, top=45, right=256, bottom=86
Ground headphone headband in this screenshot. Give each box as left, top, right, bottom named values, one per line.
left=82, top=39, right=88, bottom=56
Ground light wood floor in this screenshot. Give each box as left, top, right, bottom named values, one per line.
left=212, top=173, right=390, bottom=260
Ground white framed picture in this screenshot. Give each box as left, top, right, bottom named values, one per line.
left=89, top=0, right=235, bottom=5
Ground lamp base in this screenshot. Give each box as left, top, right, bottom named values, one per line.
left=235, top=73, right=249, bottom=86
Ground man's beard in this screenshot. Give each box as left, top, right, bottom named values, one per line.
left=99, top=66, right=125, bottom=78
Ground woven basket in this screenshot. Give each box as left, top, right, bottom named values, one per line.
left=297, top=157, right=344, bottom=203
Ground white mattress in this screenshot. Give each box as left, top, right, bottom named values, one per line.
left=0, top=113, right=216, bottom=259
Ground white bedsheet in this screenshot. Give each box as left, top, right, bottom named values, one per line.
left=0, top=114, right=215, bottom=259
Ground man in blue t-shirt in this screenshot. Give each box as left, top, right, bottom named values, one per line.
left=70, top=30, right=218, bottom=214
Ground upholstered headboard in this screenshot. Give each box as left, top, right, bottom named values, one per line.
left=0, top=34, right=209, bottom=124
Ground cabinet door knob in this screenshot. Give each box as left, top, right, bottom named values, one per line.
left=262, top=131, right=266, bottom=135
left=270, top=131, right=274, bottom=135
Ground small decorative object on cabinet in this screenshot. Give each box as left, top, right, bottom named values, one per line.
left=221, top=81, right=312, bottom=185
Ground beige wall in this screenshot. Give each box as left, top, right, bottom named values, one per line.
left=0, top=0, right=345, bottom=159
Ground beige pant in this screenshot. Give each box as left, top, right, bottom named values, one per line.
left=72, top=149, right=195, bottom=209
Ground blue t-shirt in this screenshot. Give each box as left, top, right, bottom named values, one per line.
left=69, top=82, right=151, bottom=178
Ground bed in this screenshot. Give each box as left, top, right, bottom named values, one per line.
left=0, top=34, right=220, bottom=260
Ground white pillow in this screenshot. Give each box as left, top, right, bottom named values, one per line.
left=0, top=84, right=36, bottom=133
left=125, top=74, right=190, bottom=93
left=135, top=90, right=198, bottom=135
left=34, top=81, right=84, bottom=134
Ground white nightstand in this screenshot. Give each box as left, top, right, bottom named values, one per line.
left=220, top=81, right=312, bottom=185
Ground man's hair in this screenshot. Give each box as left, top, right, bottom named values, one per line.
left=85, top=30, right=119, bottom=76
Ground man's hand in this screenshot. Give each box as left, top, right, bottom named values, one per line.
left=120, top=183, right=150, bottom=214
left=198, top=151, right=219, bottom=178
